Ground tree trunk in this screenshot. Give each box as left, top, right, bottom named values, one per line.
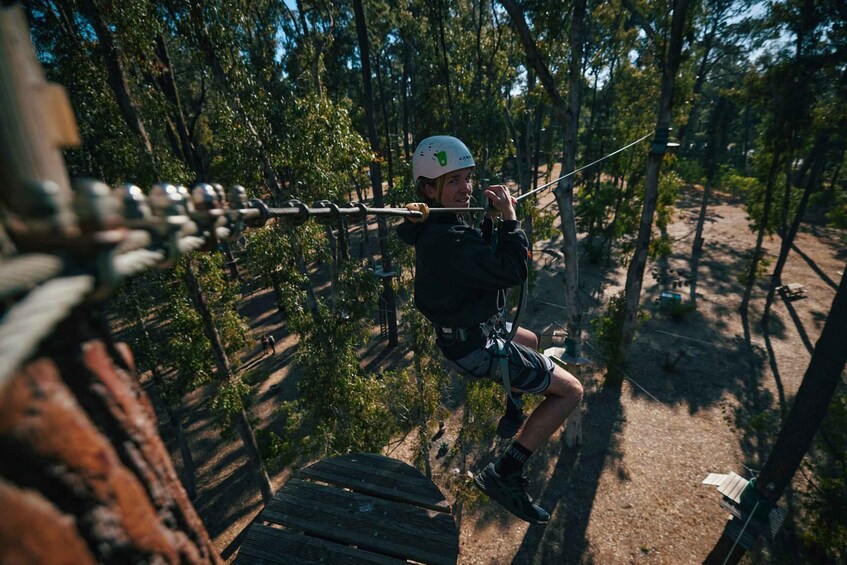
left=434, top=0, right=457, bottom=133
left=186, top=2, right=284, bottom=202
left=619, top=0, right=691, bottom=361
left=705, top=271, right=847, bottom=564
left=0, top=339, right=221, bottom=564
left=352, top=0, right=398, bottom=346
left=762, top=134, right=829, bottom=327
left=375, top=51, right=395, bottom=196
left=739, top=153, right=779, bottom=318
left=129, top=293, right=199, bottom=499
left=677, top=15, right=719, bottom=152
left=79, top=0, right=156, bottom=171
left=182, top=261, right=272, bottom=503
left=169, top=404, right=198, bottom=499
left=151, top=33, right=204, bottom=177
left=689, top=95, right=729, bottom=306
left=500, top=0, right=586, bottom=350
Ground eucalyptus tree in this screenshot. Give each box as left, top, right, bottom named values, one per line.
left=758, top=0, right=847, bottom=328
left=616, top=0, right=693, bottom=369
left=353, top=0, right=399, bottom=346
left=500, top=0, right=587, bottom=357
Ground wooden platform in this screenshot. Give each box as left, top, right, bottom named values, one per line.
left=234, top=453, right=459, bottom=565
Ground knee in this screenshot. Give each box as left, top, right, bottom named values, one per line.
left=548, top=367, right=583, bottom=403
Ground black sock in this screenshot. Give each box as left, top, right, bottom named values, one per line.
left=505, top=393, right=523, bottom=417
left=495, top=441, right=533, bottom=477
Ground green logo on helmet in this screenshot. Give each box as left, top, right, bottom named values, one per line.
left=436, top=150, right=448, bottom=166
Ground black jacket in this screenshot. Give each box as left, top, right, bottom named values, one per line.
left=396, top=213, right=529, bottom=358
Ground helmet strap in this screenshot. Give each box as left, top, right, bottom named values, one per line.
left=436, top=176, right=446, bottom=205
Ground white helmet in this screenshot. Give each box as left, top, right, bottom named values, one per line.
left=412, top=135, right=475, bottom=181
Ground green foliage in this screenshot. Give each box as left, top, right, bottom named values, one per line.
left=648, top=235, right=673, bottom=260
left=796, top=386, right=847, bottom=562
left=591, top=293, right=628, bottom=385
left=673, top=158, right=706, bottom=185
left=667, top=300, right=695, bottom=322
left=823, top=186, right=847, bottom=231
left=738, top=253, right=772, bottom=287
left=575, top=182, right=619, bottom=236
left=208, top=377, right=252, bottom=439
left=464, top=378, right=503, bottom=443
left=656, top=171, right=683, bottom=230
left=719, top=168, right=762, bottom=197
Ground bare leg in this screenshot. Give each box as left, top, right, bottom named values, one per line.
left=513, top=364, right=583, bottom=451
left=512, top=326, right=538, bottom=349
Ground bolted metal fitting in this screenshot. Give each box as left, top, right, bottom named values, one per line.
left=245, top=198, right=270, bottom=227
left=211, top=183, right=227, bottom=208
left=113, top=183, right=152, bottom=222
left=227, top=184, right=248, bottom=209
left=347, top=201, right=369, bottom=222
left=281, top=199, right=310, bottom=227
left=150, top=182, right=191, bottom=217
left=72, top=178, right=124, bottom=232
left=191, top=182, right=221, bottom=212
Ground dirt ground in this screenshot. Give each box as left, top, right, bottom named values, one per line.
left=160, top=182, right=845, bottom=564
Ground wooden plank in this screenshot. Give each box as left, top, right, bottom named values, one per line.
left=702, top=473, right=727, bottom=486
left=260, top=479, right=458, bottom=565
left=235, top=524, right=408, bottom=565
left=264, top=478, right=458, bottom=550
left=718, top=472, right=747, bottom=503
left=299, top=455, right=450, bottom=513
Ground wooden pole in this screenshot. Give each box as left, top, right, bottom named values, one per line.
left=0, top=3, right=79, bottom=239
left=0, top=4, right=221, bottom=562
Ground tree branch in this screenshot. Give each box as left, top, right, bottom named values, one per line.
left=498, top=0, right=566, bottom=120
left=620, top=0, right=659, bottom=44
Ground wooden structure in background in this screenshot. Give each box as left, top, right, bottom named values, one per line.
left=234, top=453, right=459, bottom=564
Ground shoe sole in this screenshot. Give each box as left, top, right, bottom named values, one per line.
left=473, top=473, right=549, bottom=525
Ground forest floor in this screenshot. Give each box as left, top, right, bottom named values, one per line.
left=157, top=179, right=846, bottom=564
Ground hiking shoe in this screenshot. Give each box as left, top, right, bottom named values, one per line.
left=495, top=411, right=527, bottom=439
left=473, top=463, right=550, bottom=524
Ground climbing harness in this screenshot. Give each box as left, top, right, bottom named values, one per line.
left=0, top=131, right=653, bottom=390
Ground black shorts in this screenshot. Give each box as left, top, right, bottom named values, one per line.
left=447, top=339, right=553, bottom=394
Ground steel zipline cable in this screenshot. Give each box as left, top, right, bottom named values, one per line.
left=515, top=131, right=654, bottom=203
left=0, top=131, right=652, bottom=390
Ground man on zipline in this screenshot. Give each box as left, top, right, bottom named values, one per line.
left=397, top=135, right=583, bottom=524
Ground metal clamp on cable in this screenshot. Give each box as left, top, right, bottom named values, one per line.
left=314, top=200, right=340, bottom=225
left=649, top=127, right=673, bottom=154
left=245, top=198, right=269, bottom=228
left=405, top=202, right=429, bottom=223
left=280, top=199, right=310, bottom=227
left=347, top=201, right=369, bottom=222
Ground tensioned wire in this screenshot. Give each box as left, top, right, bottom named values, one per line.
left=0, top=131, right=653, bottom=390
left=514, top=131, right=654, bottom=204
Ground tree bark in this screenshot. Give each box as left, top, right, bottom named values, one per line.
left=619, top=0, right=691, bottom=361
left=705, top=271, right=847, bottom=563
left=0, top=341, right=221, bottom=564
left=689, top=95, right=729, bottom=306
left=79, top=0, right=156, bottom=170
left=739, top=153, right=779, bottom=318
left=500, top=0, right=586, bottom=349
left=183, top=261, right=272, bottom=503
left=353, top=0, right=398, bottom=346
left=762, top=133, right=829, bottom=327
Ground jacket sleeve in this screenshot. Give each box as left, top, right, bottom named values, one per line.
left=444, top=220, right=529, bottom=291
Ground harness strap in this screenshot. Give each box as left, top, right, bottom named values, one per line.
left=491, top=337, right=519, bottom=406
